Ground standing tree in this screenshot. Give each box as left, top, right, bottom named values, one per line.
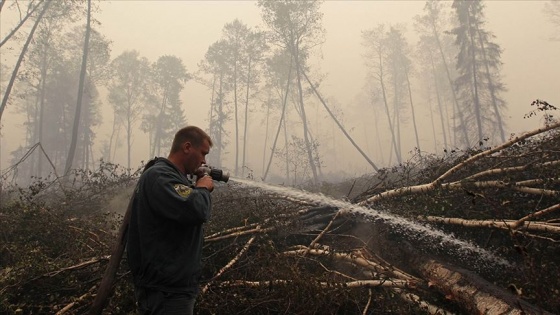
left=415, top=34, right=450, bottom=150
left=64, top=0, right=92, bottom=176
left=261, top=49, right=293, bottom=182
left=64, top=27, right=111, bottom=170
left=383, top=26, right=423, bottom=159
left=200, top=20, right=267, bottom=175
left=362, top=25, right=402, bottom=164
left=240, top=30, right=267, bottom=177
left=142, top=55, right=189, bottom=157
left=258, top=0, right=324, bottom=186
left=198, top=39, right=232, bottom=168
left=415, top=0, right=468, bottom=147
left=222, top=19, right=248, bottom=176
left=107, top=50, right=151, bottom=171
left=451, top=0, right=507, bottom=146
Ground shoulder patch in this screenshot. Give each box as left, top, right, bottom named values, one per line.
left=173, top=184, right=192, bottom=197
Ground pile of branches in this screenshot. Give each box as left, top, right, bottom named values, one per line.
left=1, top=119, right=559, bottom=314
left=0, top=162, right=139, bottom=314
left=196, top=119, right=560, bottom=314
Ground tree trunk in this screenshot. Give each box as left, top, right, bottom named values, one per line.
left=429, top=53, right=448, bottom=149
left=431, top=20, right=470, bottom=146
left=37, top=40, right=50, bottom=177
left=283, top=117, right=290, bottom=183
left=393, top=69, right=402, bottom=161
left=215, top=72, right=225, bottom=166
left=262, top=57, right=292, bottom=181
left=477, top=27, right=506, bottom=143
left=405, top=70, right=421, bottom=155
left=242, top=56, right=252, bottom=177
left=127, top=107, right=132, bottom=171
left=292, top=45, right=319, bottom=186
left=261, top=92, right=271, bottom=175
left=415, top=258, right=553, bottom=315
left=151, top=90, right=168, bottom=157
left=301, top=68, right=379, bottom=171
left=468, top=14, right=484, bottom=145
left=379, top=57, right=401, bottom=164
left=233, top=53, right=239, bottom=176
left=208, top=74, right=217, bottom=166
left=64, top=0, right=91, bottom=176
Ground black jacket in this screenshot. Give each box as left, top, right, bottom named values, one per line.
left=127, top=158, right=212, bottom=292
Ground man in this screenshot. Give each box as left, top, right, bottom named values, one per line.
left=127, top=126, right=214, bottom=315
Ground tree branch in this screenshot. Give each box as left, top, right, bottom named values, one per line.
left=360, top=121, right=560, bottom=205
left=201, top=235, right=257, bottom=294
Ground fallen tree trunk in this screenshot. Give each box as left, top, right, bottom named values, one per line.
left=418, top=216, right=560, bottom=235
left=416, top=258, right=553, bottom=315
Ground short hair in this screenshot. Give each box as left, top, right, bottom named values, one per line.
left=170, top=126, right=213, bottom=153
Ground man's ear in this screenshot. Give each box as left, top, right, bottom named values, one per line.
left=183, top=141, right=192, bottom=152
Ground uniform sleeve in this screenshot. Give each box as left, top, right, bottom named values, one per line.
left=148, top=172, right=212, bottom=225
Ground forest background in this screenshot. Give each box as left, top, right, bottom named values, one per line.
left=1, top=0, right=559, bottom=186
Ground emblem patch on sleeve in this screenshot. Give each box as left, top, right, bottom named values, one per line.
left=173, top=184, right=192, bottom=197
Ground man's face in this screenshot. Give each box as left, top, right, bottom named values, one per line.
left=184, top=139, right=210, bottom=174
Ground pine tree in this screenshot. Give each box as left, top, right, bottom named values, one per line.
left=451, top=0, right=507, bottom=146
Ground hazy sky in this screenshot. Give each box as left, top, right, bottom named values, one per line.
left=1, top=1, right=558, bottom=179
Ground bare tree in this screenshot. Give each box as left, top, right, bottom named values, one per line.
left=258, top=0, right=325, bottom=186
left=362, top=25, right=401, bottom=164
left=107, top=50, right=151, bottom=170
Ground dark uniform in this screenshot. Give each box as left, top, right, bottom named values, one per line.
left=127, top=158, right=212, bottom=314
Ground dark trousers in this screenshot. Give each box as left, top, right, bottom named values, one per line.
left=135, top=286, right=197, bottom=315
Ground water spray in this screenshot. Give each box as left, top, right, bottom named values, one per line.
left=229, top=177, right=513, bottom=269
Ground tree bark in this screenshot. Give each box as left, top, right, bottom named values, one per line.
left=416, top=258, right=553, bottom=315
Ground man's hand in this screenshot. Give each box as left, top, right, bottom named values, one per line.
left=195, top=175, right=214, bottom=192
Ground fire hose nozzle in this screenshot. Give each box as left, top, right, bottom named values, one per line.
left=197, top=165, right=229, bottom=183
